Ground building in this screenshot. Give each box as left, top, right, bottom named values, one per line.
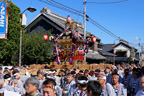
left=25, top=7, right=106, bottom=64
left=98, top=40, right=138, bottom=65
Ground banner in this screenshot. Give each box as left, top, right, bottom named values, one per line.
left=22, top=14, right=27, bottom=25
left=0, top=2, right=9, bottom=39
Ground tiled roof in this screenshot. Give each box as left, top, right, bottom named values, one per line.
left=101, top=44, right=114, bottom=52
left=98, top=44, right=114, bottom=56
left=98, top=50, right=114, bottom=56
left=86, top=50, right=106, bottom=60
left=115, top=41, right=137, bottom=50
left=25, top=7, right=100, bottom=40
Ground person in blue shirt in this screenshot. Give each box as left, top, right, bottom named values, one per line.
left=87, top=81, right=102, bottom=96
left=112, top=74, right=127, bottom=96
left=68, top=74, right=79, bottom=96
left=62, top=72, right=75, bottom=96
left=73, top=75, right=88, bottom=96
left=97, top=74, right=116, bottom=96
left=136, top=76, right=144, bottom=96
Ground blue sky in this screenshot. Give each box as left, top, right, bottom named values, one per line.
left=11, top=0, right=144, bottom=48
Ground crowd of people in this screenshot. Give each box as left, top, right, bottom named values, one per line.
left=0, top=64, right=144, bottom=96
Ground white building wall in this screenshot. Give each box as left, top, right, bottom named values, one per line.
left=114, top=44, right=131, bottom=57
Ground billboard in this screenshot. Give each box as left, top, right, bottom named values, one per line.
left=0, top=2, right=9, bottom=39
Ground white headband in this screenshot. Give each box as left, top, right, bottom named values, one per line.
left=77, top=80, right=88, bottom=84
left=53, top=71, right=56, bottom=73
left=101, top=76, right=106, bottom=80
left=48, top=71, right=55, bottom=74
left=5, top=78, right=11, bottom=81
left=45, top=72, right=49, bottom=74
left=47, top=76, right=55, bottom=80
left=14, top=73, right=19, bottom=76
left=48, top=71, right=53, bottom=74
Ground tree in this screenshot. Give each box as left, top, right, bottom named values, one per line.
left=0, top=0, right=9, bottom=2
left=22, top=29, right=55, bottom=65
left=0, top=1, right=55, bottom=65
left=0, top=1, right=21, bottom=65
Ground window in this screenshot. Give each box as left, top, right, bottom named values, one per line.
left=116, top=51, right=127, bottom=57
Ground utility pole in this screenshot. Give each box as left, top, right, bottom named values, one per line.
left=131, top=43, right=135, bottom=64
left=142, top=43, right=144, bottom=54
left=141, top=43, right=144, bottom=65
left=84, top=0, right=87, bottom=62
left=139, top=39, right=141, bottom=65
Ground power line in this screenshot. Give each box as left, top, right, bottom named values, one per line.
left=87, top=17, right=120, bottom=39
left=47, top=0, right=83, bottom=13
left=87, top=0, right=128, bottom=4
left=45, top=0, right=83, bottom=16
left=39, top=0, right=83, bottom=17
left=76, top=4, right=83, bottom=22
left=39, top=0, right=128, bottom=41
left=39, top=0, right=75, bottom=14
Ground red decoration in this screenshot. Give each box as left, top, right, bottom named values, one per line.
left=75, top=31, right=80, bottom=39
left=92, top=37, right=96, bottom=43
left=58, top=49, right=62, bottom=53
left=79, top=57, right=84, bottom=61
left=44, top=34, right=48, bottom=41
left=73, top=50, right=84, bottom=61
left=73, top=56, right=78, bottom=60
left=79, top=50, right=84, bottom=55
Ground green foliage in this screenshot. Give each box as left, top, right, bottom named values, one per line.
left=0, top=1, right=55, bottom=65
left=0, top=0, right=10, bottom=2
left=22, top=30, right=55, bottom=65
left=0, top=1, right=21, bottom=65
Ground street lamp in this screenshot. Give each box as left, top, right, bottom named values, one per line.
left=113, top=38, right=120, bottom=65
left=19, top=7, right=36, bottom=67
